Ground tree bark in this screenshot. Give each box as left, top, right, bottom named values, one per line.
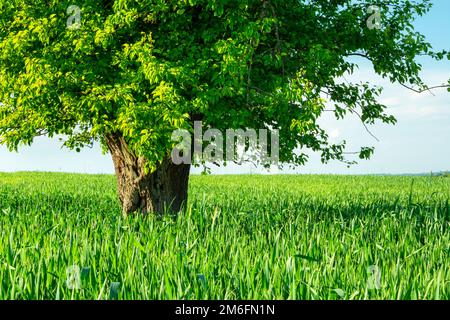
left=105, top=133, right=191, bottom=215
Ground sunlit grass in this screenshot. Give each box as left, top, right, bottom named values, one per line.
left=0, top=172, right=449, bottom=299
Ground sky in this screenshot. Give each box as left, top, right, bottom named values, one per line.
left=0, top=1, right=449, bottom=175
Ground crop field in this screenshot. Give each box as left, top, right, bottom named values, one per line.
left=0, top=172, right=449, bottom=300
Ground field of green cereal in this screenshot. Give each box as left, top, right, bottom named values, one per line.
left=0, top=172, right=448, bottom=299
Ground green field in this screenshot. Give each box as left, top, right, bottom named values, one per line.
left=0, top=172, right=449, bottom=300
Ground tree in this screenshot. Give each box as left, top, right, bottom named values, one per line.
left=0, top=0, right=448, bottom=215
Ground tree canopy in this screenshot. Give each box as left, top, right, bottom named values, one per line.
left=0, top=0, right=449, bottom=171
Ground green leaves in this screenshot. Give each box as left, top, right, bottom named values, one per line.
left=0, top=0, right=445, bottom=169
left=359, top=147, right=375, bottom=160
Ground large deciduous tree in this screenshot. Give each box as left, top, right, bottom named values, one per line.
left=0, top=0, right=448, bottom=214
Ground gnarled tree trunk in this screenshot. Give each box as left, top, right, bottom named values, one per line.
left=105, top=133, right=191, bottom=215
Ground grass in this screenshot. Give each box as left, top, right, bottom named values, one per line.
left=0, top=172, right=449, bottom=300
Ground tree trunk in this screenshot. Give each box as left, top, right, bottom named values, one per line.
left=105, top=133, right=191, bottom=215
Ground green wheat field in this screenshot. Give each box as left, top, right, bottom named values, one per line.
left=0, top=172, right=449, bottom=300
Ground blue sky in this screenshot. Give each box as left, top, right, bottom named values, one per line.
left=0, top=1, right=449, bottom=175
